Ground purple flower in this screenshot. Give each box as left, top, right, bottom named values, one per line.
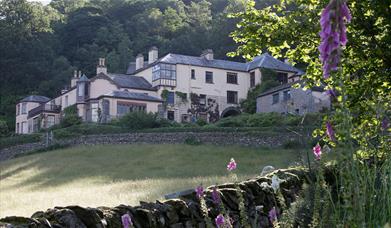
left=215, top=214, right=225, bottom=227
left=325, top=89, right=337, bottom=97
left=326, top=122, right=335, bottom=141
left=313, top=144, right=322, bottom=160
left=268, top=207, right=278, bottom=223
left=226, top=158, right=237, bottom=171
left=121, top=214, right=133, bottom=228
left=212, top=186, right=221, bottom=205
left=319, top=0, right=351, bottom=78
left=381, top=118, right=389, bottom=130
left=195, top=185, right=204, bottom=198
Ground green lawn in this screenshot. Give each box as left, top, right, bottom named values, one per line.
left=0, top=144, right=303, bottom=218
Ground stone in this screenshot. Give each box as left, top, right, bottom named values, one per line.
left=261, top=165, right=275, bottom=176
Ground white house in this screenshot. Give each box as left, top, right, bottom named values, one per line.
left=15, top=47, right=303, bottom=134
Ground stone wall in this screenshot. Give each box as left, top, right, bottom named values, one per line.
left=0, top=168, right=309, bottom=228
left=0, top=132, right=299, bottom=162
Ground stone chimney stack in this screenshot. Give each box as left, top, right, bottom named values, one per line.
left=148, top=46, right=158, bottom=64
left=201, top=49, right=214, bottom=60
left=71, top=70, right=79, bottom=87
left=135, top=54, right=144, bottom=70
left=96, top=58, right=107, bottom=75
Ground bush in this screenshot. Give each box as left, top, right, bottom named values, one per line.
left=60, top=105, right=82, bottom=128
left=196, top=118, right=207, bottom=126
left=54, top=123, right=128, bottom=139
left=0, top=120, right=9, bottom=137
left=184, top=136, right=202, bottom=145
left=246, top=113, right=284, bottom=127
left=117, top=111, right=160, bottom=130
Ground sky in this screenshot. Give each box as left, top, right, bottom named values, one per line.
left=27, top=0, right=51, bottom=5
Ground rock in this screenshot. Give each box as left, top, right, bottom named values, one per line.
left=261, top=166, right=275, bottom=176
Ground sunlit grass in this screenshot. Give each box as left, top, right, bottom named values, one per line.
left=0, top=144, right=302, bottom=217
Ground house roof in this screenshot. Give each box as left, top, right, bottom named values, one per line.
left=78, top=74, right=90, bottom=82
left=107, top=73, right=156, bottom=91
left=257, top=80, right=325, bottom=97
left=100, top=90, right=163, bottom=102
left=20, top=95, right=51, bottom=103
left=126, top=52, right=304, bottom=75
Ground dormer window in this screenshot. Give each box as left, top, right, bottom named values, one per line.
left=277, top=72, right=288, bottom=84
left=152, top=63, right=176, bottom=87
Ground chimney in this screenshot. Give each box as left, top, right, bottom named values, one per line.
left=135, top=54, right=144, bottom=70
left=201, top=49, right=214, bottom=60
left=96, top=58, right=107, bottom=75
left=148, top=46, right=158, bottom=64
left=78, top=70, right=82, bottom=78
left=71, top=70, right=79, bottom=87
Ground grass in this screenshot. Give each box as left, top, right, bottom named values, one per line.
left=0, top=144, right=303, bottom=218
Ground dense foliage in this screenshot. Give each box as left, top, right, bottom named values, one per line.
left=0, top=0, right=251, bottom=130
left=59, top=105, right=82, bottom=128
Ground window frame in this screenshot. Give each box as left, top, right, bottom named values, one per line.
left=191, top=69, right=195, bottom=80
left=283, top=90, right=291, bottom=101
left=227, top=91, right=238, bottom=104
left=167, top=92, right=175, bottom=104
left=250, top=72, right=255, bottom=87
left=205, top=71, right=214, bottom=84
left=272, top=93, right=279, bottom=104
left=227, top=72, right=238, bottom=84
left=21, top=103, right=27, bottom=114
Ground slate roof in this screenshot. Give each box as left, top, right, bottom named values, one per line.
left=127, top=52, right=304, bottom=75
left=101, top=90, right=163, bottom=102
left=107, top=73, right=156, bottom=91
left=20, top=95, right=51, bottom=103
left=257, top=80, right=325, bottom=97
left=78, top=74, right=90, bottom=82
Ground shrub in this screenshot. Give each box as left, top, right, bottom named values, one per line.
left=118, top=111, right=160, bottom=130
left=60, top=105, right=82, bottom=128
left=53, top=123, right=127, bottom=139
left=196, top=118, right=207, bottom=126
left=246, top=113, right=284, bottom=127
left=0, top=134, right=41, bottom=149
left=0, top=120, right=9, bottom=137
left=184, top=135, right=202, bottom=145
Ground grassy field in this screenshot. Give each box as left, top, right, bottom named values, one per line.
left=0, top=144, right=303, bottom=218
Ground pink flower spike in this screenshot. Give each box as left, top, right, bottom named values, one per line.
left=313, top=144, right=322, bottom=160
left=212, top=186, right=221, bottom=205
left=195, top=185, right=204, bottom=198
left=121, top=214, right=133, bottom=228
left=215, top=214, right=225, bottom=227
left=227, top=158, right=237, bottom=171
left=268, top=207, right=278, bottom=223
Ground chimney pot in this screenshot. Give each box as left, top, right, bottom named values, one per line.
left=78, top=71, right=82, bottom=78
left=97, top=58, right=107, bottom=74
left=201, top=49, right=214, bottom=60
left=136, top=54, right=144, bottom=70
left=148, top=47, right=158, bottom=64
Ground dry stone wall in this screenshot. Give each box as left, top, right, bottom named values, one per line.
left=0, top=132, right=299, bottom=162
left=0, top=168, right=309, bottom=228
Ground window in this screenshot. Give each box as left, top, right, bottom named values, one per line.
left=152, top=64, right=176, bottom=81
left=65, top=96, right=68, bottom=107
left=191, top=69, right=195, bottom=80
left=167, top=92, right=175, bottom=104
left=250, top=72, right=255, bottom=87
left=205, top=71, right=213, bottom=83
left=21, top=121, right=26, bottom=133
left=272, top=93, right=279, bottom=104
left=21, top=103, right=27, bottom=114
left=277, top=72, right=288, bottom=84
left=78, top=83, right=84, bottom=96
left=33, top=117, right=40, bottom=132
left=90, top=103, right=99, bottom=122
left=167, top=111, right=175, bottom=121
left=16, top=123, right=19, bottom=134
left=47, top=115, right=55, bottom=128
left=283, top=90, right=291, bottom=101
left=117, top=102, right=146, bottom=116
left=16, top=104, right=20, bottom=115
left=199, top=94, right=206, bottom=105
left=227, top=91, right=238, bottom=104
left=227, top=72, right=238, bottom=84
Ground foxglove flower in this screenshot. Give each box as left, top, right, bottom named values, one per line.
left=271, top=175, right=281, bottom=193
left=215, top=214, right=225, bottom=227
left=227, top=158, right=237, bottom=171
left=268, top=207, right=278, bottom=223
left=121, top=214, right=133, bottom=228
left=381, top=118, right=389, bottom=131
left=313, top=144, right=322, bottom=160
left=319, top=0, right=351, bottom=78
left=326, top=122, right=335, bottom=141
left=195, top=185, right=204, bottom=198
left=212, top=186, right=221, bottom=205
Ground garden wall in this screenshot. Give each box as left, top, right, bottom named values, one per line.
left=0, top=131, right=301, bottom=162
left=0, top=168, right=309, bottom=228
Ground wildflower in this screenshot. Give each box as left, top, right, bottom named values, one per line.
left=268, top=207, right=278, bottom=223
left=215, top=214, right=225, bottom=227
left=195, top=185, right=204, bottom=198
left=227, top=158, right=237, bottom=171
left=313, top=144, right=322, bottom=160
left=326, top=122, right=335, bottom=141
left=319, top=0, right=351, bottom=78
left=325, top=89, right=337, bottom=97
left=381, top=118, right=389, bottom=131
left=271, top=175, right=281, bottom=193
left=212, top=186, right=221, bottom=205
left=121, top=214, right=133, bottom=228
